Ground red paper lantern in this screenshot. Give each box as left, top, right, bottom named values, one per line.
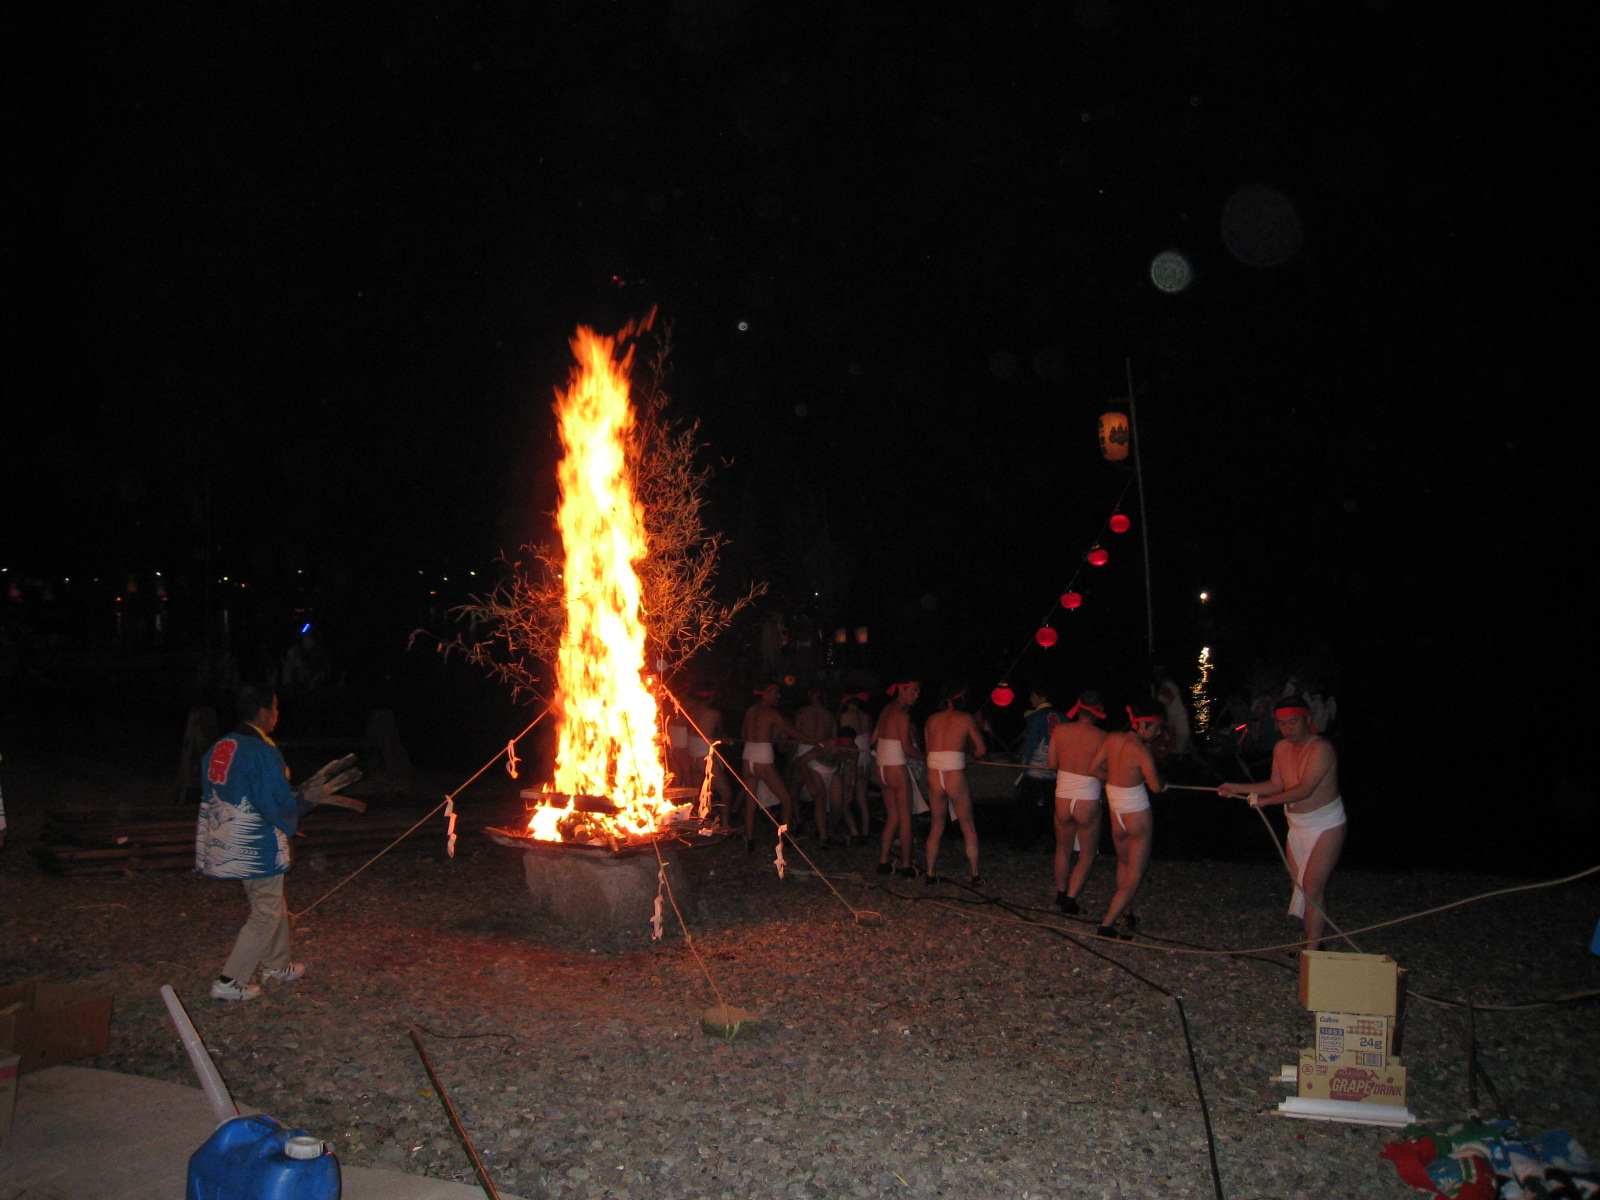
left=1035, top=626, right=1058, bottom=648
left=1087, top=545, right=1109, bottom=567
left=991, top=683, right=1015, bottom=707
left=1109, top=513, right=1131, bottom=534
left=1061, top=591, right=1083, bottom=610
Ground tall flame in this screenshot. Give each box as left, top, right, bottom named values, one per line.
left=530, top=325, right=670, bottom=842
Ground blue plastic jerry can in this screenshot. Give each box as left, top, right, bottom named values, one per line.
left=187, top=1114, right=341, bottom=1200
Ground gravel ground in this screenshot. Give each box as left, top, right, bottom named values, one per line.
left=3, top=753, right=1598, bottom=1200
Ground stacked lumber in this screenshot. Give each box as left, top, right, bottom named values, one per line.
left=33, top=802, right=455, bottom=877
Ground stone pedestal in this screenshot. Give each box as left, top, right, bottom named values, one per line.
left=520, top=841, right=691, bottom=940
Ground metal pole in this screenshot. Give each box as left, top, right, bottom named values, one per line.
left=1126, top=358, right=1155, bottom=656
left=408, top=1028, right=502, bottom=1200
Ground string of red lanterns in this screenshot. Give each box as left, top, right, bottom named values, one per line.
left=989, top=490, right=1137, bottom=707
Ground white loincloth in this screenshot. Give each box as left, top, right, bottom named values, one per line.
left=874, top=738, right=906, bottom=767
left=668, top=723, right=689, bottom=749
left=1106, top=783, right=1150, bottom=817
left=797, top=744, right=837, bottom=778
left=1285, top=796, right=1347, bottom=918
left=687, top=736, right=710, bottom=759
left=743, top=741, right=774, bottom=765
left=1054, top=770, right=1104, bottom=802
left=754, top=779, right=780, bottom=810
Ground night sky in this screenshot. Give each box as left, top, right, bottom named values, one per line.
left=8, top=6, right=1592, bottom=825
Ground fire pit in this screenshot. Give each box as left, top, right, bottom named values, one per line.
left=489, top=790, right=720, bottom=940
left=486, top=323, right=722, bottom=940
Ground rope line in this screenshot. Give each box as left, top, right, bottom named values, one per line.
left=290, top=705, right=552, bottom=920
left=651, top=837, right=727, bottom=1009
left=662, top=684, right=876, bottom=925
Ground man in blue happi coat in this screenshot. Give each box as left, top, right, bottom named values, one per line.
left=196, top=685, right=361, bottom=1001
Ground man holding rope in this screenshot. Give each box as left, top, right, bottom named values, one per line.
left=1088, top=698, right=1166, bottom=940
left=740, top=684, right=809, bottom=849
left=923, top=682, right=987, bottom=886
left=1048, top=689, right=1108, bottom=915
left=874, top=680, right=923, bottom=877
left=1218, top=699, right=1345, bottom=950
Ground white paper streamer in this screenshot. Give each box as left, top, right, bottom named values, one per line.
left=445, top=797, right=458, bottom=858
left=696, top=740, right=720, bottom=820
left=651, top=867, right=666, bottom=940
left=773, top=823, right=788, bottom=879
left=505, top=740, right=520, bottom=779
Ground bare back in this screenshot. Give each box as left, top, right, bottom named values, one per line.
left=874, top=704, right=913, bottom=746
left=1048, top=720, right=1106, bottom=775
left=742, top=703, right=788, bottom=743
left=1093, top=731, right=1162, bottom=790
left=840, top=703, right=870, bottom=741
left=925, top=709, right=985, bottom=757
left=685, top=701, right=721, bottom=740
left=795, top=702, right=835, bottom=744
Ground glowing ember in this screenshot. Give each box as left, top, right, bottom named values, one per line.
left=526, top=325, right=678, bottom=844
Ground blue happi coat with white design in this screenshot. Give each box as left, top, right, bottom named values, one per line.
left=195, top=725, right=309, bottom=879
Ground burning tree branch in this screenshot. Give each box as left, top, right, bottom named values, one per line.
left=425, top=324, right=763, bottom=703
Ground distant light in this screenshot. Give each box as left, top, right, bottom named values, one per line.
left=1199, top=591, right=1209, bottom=602
left=300, top=623, right=312, bottom=634
left=1150, top=250, right=1193, bottom=293
left=737, top=320, right=749, bottom=332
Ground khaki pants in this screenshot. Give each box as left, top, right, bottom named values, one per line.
left=221, top=873, right=290, bottom=982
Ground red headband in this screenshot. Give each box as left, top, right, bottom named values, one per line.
left=1066, top=702, right=1105, bottom=720
left=1126, top=706, right=1161, bottom=726
left=841, top=692, right=869, bottom=703
left=887, top=681, right=920, bottom=696
left=754, top=685, right=778, bottom=697
left=1274, top=704, right=1310, bottom=718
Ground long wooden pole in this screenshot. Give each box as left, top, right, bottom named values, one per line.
left=409, top=1028, right=502, bottom=1199
left=1127, top=358, right=1155, bottom=656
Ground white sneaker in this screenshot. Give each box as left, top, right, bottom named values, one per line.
left=210, top=976, right=262, bottom=1001
left=261, top=962, right=306, bottom=984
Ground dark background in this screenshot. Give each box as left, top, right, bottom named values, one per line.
left=6, top=5, right=1593, bottom=871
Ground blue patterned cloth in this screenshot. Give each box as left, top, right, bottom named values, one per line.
left=195, top=726, right=306, bottom=880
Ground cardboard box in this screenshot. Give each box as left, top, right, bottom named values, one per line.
left=1315, top=1011, right=1392, bottom=1065
left=0, top=1051, right=18, bottom=1157
left=1299, top=951, right=1400, bottom=1016
left=0, top=980, right=114, bottom=1076
left=1297, top=1049, right=1407, bottom=1106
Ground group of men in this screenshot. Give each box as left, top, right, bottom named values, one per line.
left=710, top=680, right=989, bottom=885
left=1045, top=686, right=1346, bottom=947
left=196, top=674, right=1347, bottom=1004
left=717, top=679, right=1347, bottom=949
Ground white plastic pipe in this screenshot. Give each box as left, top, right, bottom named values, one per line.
left=1276, top=1095, right=1414, bottom=1127
left=160, top=984, right=238, bottom=1126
